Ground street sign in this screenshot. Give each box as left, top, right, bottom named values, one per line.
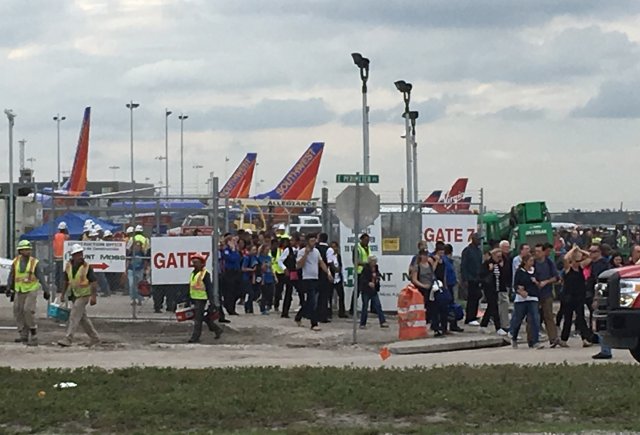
left=335, top=185, right=380, bottom=231
left=336, top=174, right=379, bottom=184
left=63, top=241, right=127, bottom=273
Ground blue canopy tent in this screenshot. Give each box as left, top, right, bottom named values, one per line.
left=21, top=213, right=121, bottom=241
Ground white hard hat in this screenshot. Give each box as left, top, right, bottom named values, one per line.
left=83, top=224, right=92, bottom=232
left=103, top=230, right=113, bottom=237
left=58, top=221, right=67, bottom=230
left=89, top=229, right=99, bottom=237
left=135, top=225, right=143, bottom=232
left=70, top=244, right=84, bottom=255
left=94, top=224, right=102, bottom=232
left=277, top=223, right=286, bottom=230
left=84, top=219, right=94, bottom=226
left=126, top=226, right=134, bottom=234
left=245, top=229, right=253, bottom=235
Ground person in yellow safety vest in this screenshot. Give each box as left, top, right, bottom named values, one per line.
left=57, top=244, right=100, bottom=347
left=188, top=254, right=223, bottom=343
left=275, top=223, right=288, bottom=239
left=271, top=237, right=286, bottom=312
left=133, top=225, right=150, bottom=253
left=6, top=240, right=50, bottom=346
left=349, top=233, right=371, bottom=315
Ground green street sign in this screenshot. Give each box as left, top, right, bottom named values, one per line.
left=336, top=174, right=379, bottom=184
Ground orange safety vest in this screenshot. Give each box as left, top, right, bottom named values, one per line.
left=397, top=284, right=428, bottom=340
left=53, top=233, right=69, bottom=259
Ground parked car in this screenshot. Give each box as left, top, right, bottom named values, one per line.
left=0, top=257, right=12, bottom=293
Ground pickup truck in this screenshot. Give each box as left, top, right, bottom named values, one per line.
left=0, top=257, right=12, bottom=293
left=594, top=265, right=640, bottom=362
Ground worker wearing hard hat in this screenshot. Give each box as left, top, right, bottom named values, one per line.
left=188, top=254, right=223, bottom=343
left=130, top=225, right=149, bottom=253
left=102, top=230, right=113, bottom=241
left=275, top=223, right=288, bottom=239
left=53, top=221, right=70, bottom=292
left=57, top=243, right=100, bottom=347
left=6, top=240, right=50, bottom=346
left=124, top=226, right=135, bottom=250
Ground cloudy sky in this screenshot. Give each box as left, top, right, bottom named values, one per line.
left=2, top=0, right=640, bottom=211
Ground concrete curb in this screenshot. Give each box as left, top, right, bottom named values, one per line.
left=387, top=336, right=508, bottom=355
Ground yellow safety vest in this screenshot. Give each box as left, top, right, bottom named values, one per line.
left=12, top=256, right=39, bottom=293
left=356, top=244, right=370, bottom=274
left=190, top=269, right=208, bottom=300
left=134, top=234, right=149, bottom=251
left=65, top=262, right=92, bottom=298
left=272, top=248, right=284, bottom=274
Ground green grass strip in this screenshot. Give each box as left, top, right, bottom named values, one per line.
left=0, top=364, right=637, bottom=433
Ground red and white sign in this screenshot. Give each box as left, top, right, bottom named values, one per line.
left=422, top=214, right=477, bottom=256
left=63, top=241, right=126, bottom=273
left=151, top=236, right=213, bottom=285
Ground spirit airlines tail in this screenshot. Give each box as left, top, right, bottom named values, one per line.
left=219, top=153, right=257, bottom=198
left=255, top=142, right=324, bottom=200
left=423, top=178, right=469, bottom=213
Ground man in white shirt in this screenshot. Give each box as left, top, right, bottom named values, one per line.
left=512, top=243, right=530, bottom=288
left=294, top=234, right=333, bottom=331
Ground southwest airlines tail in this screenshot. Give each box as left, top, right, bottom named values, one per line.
left=422, top=190, right=442, bottom=207
left=219, top=153, right=257, bottom=198
left=61, top=107, right=91, bottom=194
left=255, top=142, right=324, bottom=200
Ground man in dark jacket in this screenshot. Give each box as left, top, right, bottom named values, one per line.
left=479, top=248, right=507, bottom=335
left=461, top=233, right=483, bottom=325
left=358, top=256, right=389, bottom=329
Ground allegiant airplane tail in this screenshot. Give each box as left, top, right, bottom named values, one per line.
left=255, top=142, right=324, bottom=200
left=219, top=153, right=257, bottom=198
left=61, top=107, right=91, bottom=194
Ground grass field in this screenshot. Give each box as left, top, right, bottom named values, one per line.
left=0, top=364, right=637, bottom=434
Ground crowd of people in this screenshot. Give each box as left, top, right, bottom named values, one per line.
left=460, top=229, right=634, bottom=359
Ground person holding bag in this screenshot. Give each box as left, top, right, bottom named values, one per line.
left=358, top=256, right=389, bottom=329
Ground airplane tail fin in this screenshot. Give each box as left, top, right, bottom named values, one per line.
left=219, top=153, right=257, bottom=198
left=62, top=107, right=91, bottom=194
left=448, top=178, right=468, bottom=200
left=422, top=190, right=442, bottom=207
left=255, top=142, right=324, bottom=200
left=455, top=197, right=472, bottom=212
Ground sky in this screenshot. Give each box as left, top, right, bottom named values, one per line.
left=2, top=0, right=640, bottom=211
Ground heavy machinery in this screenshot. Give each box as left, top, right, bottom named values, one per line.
left=480, top=201, right=553, bottom=251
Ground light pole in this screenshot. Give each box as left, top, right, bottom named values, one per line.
left=53, top=114, right=66, bottom=189
left=108, top=165, right=120, bottom=180
left=5, top=109, right=16, bottom=257
left=193, top=164, right=203, bottom=194
left=155, top=156, right=166, bottom=186
left=394, top=80, right=413, bottom=207
left=126, top=101, right=140, bottom=201
left=178, top=114, right=188, bottom=196
left=164, top=108, right=172, bottom=197
left=408, top=110, right=419, bottom=204
left=351, top=53, right=371, bottom=178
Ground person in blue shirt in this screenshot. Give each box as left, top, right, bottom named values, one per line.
left=128, top=241, right=147, bottom=306
left=241, top=245, right=259, bottom=314
left=222, top=235, right=242, bottom=316
left=258, top=244, right=277, bottom=315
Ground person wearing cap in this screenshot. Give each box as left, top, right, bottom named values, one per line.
left=461, top=233, right=483, bottom=326
left=275, top=223, right=287, bottom=239
left=57, top=244, right=100, bottom=347
left=53, top=221, right=70, bottom=292
left=188, top=254, right=223, bottom=343
left=6, top=240, right=51, bottom=346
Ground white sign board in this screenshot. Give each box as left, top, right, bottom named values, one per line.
left=151, top=236, right=213, bottom=285
left=421, top=214, right=478, bottom=256
left=63, top=241, right=126, bottom=273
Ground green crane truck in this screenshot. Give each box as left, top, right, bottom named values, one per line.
left=480, top=201, right=553, bottom=251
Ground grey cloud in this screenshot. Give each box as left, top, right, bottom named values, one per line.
left=341, top=98, right=447, bottom=126
left=190, top=98, right=334, bottom=131
left=490, top=107, right=547, bottom=121
left=572, top=80, right=640, bottom=118
left=217, top=0, right=640, bottom=29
